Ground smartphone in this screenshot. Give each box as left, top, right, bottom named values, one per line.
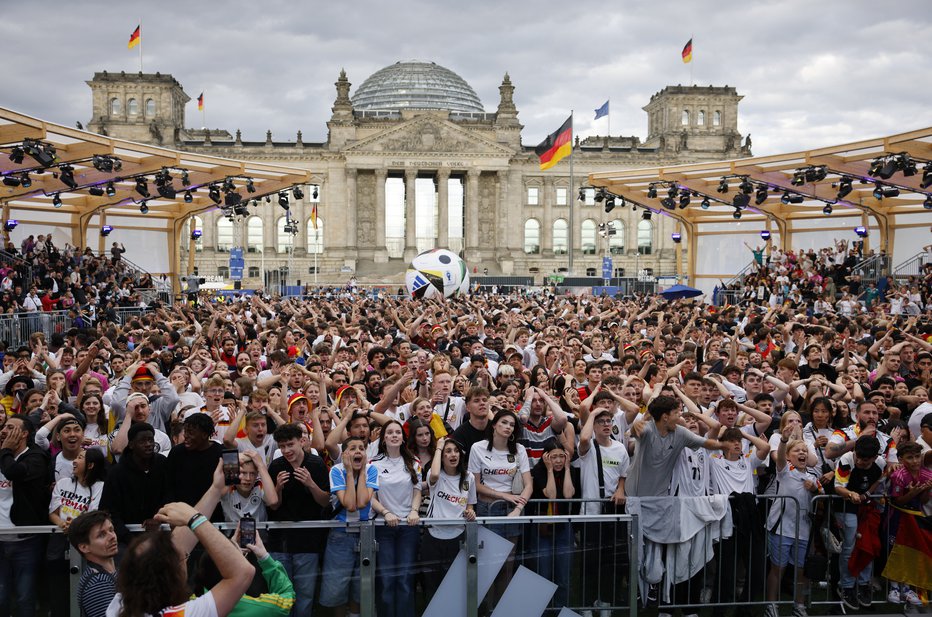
left=239, top=515, right=256, bottom=548
left=222, top=449, right=240, bottom=486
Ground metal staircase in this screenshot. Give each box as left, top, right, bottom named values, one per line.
left=892, top=252, right=928, bottom=283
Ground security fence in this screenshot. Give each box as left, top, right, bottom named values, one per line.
left=0, top=307, right=152, bottom=348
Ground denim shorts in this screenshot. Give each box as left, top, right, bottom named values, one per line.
left=319, top=528, right=361, bottom=607
left=476, top=500, right=522, bottom=539
left=768, top=532, right=807, bottom=567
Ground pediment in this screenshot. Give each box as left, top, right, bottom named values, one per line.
left=344, top=115, right=514, bottom=156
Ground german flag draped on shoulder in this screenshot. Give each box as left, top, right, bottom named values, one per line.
left=535, top=115, right=573, bottom=170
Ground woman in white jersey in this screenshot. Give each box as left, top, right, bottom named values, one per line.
left=368, top=420, right=422, bottom=617
left=421, top=437, right=476, bottom=602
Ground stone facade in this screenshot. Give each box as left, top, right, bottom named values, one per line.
left=86, top=66, right=750, bottom=286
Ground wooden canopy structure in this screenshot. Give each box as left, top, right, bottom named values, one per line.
left=0, top=106, right=311, bottom=293
left=589, top=127, right=932, bottom=292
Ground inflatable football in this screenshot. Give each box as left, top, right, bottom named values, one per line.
left=404, top=249, right=470, bottom=299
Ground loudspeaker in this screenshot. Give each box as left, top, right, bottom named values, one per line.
left=234, top=281, right=242, bottom=290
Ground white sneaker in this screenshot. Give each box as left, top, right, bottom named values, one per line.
left=595, top=600, right=612, bottom=617
left=699, top=587, right=712, bottom=604
left=792, top=605, right=809, bottom=617
left=905, top=589, right=923, bottom=606
left=763, top=603, right=779, bottom=617
left=888, top=588, right=902, bottom=604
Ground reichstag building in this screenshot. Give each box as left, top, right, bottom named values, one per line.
left=85, top=61, right=751, bottom=285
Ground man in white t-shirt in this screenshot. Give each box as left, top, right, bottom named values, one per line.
left=430, top=370, right=465, bottom=432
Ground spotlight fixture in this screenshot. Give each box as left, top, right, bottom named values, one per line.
left=738, top=177, right=753, bottom=194
left=901, top=157, right=918, bottom=177
left=791, top=171, right=806, bottom=187
left=646, top=184, right=658, bottom=199
left=924, top=195, right=932, bottom=210
left=222, top=178, right=236, bottom=193
left=91, top=155, right=120, bottom=173
left=135, top=178, right=150, bottom=198
left=641, top=210, right=652, bottom=220
left=700, top=197, right=711, bottom=210
left=854, top=226, right=868, bottom=238
left=804, top=166, right=827, bottom=183
left=233, top=203, right=249, bottom=217
left=208, top=184, right=221, bottom=204
left=732, top=209, right=742, bottom=219
left=876, top=158, right=898, bottom=180
left=666, top=184, right=678, bottom=199
left=836, top=177, right=853, bottom=199
left=278, top=192, right=290, bottom=210
left=191, top=229, right=203, bottom=240
left=578, top=187, right=586, bottom=201
left=920, top=164, right=932, bottom=190
left=678, top=193, right=690, bottom=209
left=88, top=186, right=104, bottom=197
left=760, top=230, right=771, bottom=241
left=181, top=170, right=190, bottom=186
left=780, top=191, right=803, bottom=205
left=873, top=183, right=899, bottom=199
left=23, top=139, right=56, bottom=167
left=157, top=183, right=176, bottom=199
left=2, top=175, right=21, bottom=187
left=224, top=192, right=243, bottom=207
left=292, top=186, right=304, bottom=200
left=660, top=197, right=676, bottom=210
left=312, top=186, right=319, bottom=199
left=732, top=193, right=750, bottom=209
left=52, top=194, right=62, bottom=208
left=671, top=232, right=681, bottom=243
left=754, top=186, right=768, bottom=205
left=3, top=220, right=18, bottom=232
left=265, top=195, right=272, bottom=203
left=100, top=225, right=113, bottom=237
left=246, top=179, right=256, bottom=193
left=822, top=203, right=833, bottom=215
left=604, top=196, right=616, bottom=213
left=183, top=191, right=193, bottom=203
left=105, top=181, right=116, bottom=197
left=19, top=173, right=31, bottom=188
left=139, top=202, right=149, bottom=215
left=594, top=188, right=605, bottom=203
left=8, top=146, right=25, bottom=164
left=717, top=178, right=729, bottom=194
left=58, top=165, right=77, bottom=189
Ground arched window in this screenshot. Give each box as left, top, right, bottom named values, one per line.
left=637, top=219, right=653, bottom=255
left=713, top=111, right=722, bottom=126
left=609, top=220, right=625, bottom=255
left=681, top=110, right=690, bottom=126
left=216, top=218, right=233, bottom=252
left=277, top=216, right=294, bottom=253
left=127, top=98, right=138, bottom=115
left=581, top=219, right=597, bottom=255
left=307, top=217, right=324, bottom=254
left=145, top=99, right=156, bottom=116
left=524, top=219, right=540, bottom=254
left=697, top=110, right=705, bottom=126
left=246, top=216, right=263, bottom=253
left=553, top=219, right=568, bottom=255
left=191, top=215, right=203, bottom=252
left=110, top=98, right=121, bottom=115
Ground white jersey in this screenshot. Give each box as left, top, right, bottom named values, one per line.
left=467, top=441, right=530, bottom=495
left=710, top=453, right=767, bottom=495
left=370, top=454, right=421, bottom=518
left=235, top=435, right=277, bottom=466
left=433, top=397, right=466, bottom=431
left=220, top=485, right=268, bottom=522
left=670, top=446, right=711, bottom=497
left=575, top=439, right=630, bottom=515
left=426, top=470, right=477, bottom=540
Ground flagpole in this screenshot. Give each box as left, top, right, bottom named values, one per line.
left=201, top=92, right=206, bottom=128
left=607, top=99, right=610, bottom=139
left=568, top=110, right=575, bottom=276
left=138, top=18, right=143, bottom=72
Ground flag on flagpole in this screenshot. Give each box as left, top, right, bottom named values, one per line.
left=594, top=101, right=609, bottom=120
left=128, top=25, right=141, bottom=49
left=310, top=203, right=318, bottom=230
left=197, top=93, right=204, bottom=111
left=681, top=38, right=693, bottom=63
left=535, top=115, right=573, bottom=171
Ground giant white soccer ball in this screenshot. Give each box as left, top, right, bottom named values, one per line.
left=405, top=249, right=470, bottom=299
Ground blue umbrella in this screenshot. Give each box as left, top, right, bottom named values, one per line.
left=659, top=284, right=703, bottom=300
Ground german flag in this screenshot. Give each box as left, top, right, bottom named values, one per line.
left=310, top=203, right=318, bottom=230
left=882, top=506, right=932, bottom=591
left=128, top=25, right=141, bottom=49
left=535, top=115, right=573, bottom=171
left=197, top=93, right=204, bottom=111
left=682, top=38, right=693, bottom=63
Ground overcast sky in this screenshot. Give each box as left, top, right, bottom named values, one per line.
left=3, top=0, right=930, bottom=156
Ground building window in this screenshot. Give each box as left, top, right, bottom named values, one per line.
left=638, top=219, right=653, bottom=255
left=553, top=219, right=568, bottom=255
left=609, top=220, right=625, bottom=255
left=681, top=110, right=690, bottom=126
left=277, top=216, right=294, bottom=253
left=246, top=216, right=263, bottom=253
left=127, top=98, right=138, bottom=115
left=385, top=176, right=405, bottom=258
left=527, top=187, right=539, bottom=205
left=307, top=217, right=324, bottom=254
left=145, top=98, right=156, bottom=116
left=248, top=266, right=260, bottom=278
left=218, top=266, right=229, bottom=278
left=216, top=218, right=233, bottom=252
left=415, top=177, right=438, bottom=253
left=697, top=110, right=705, bottom=126
left=447, top=176, right=464, bottom=255
left=110, top=98, right=121, bottom=115
left=583, top=188, right=595, bottom=206
left=556, top=187, right=567, bottom=206
left=713, top=111, right=721, bottom=126
left=581, top=219, right=597, bottom=255
left=524, top=219, right=540, bottom=254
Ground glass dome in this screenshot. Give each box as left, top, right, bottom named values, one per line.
left=351, top=61, right=485, bottom=113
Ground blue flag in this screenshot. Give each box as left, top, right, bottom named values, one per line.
left=594, top=100, right=609, bottom=120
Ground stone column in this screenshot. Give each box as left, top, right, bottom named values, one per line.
left=437, top=168, right=450, bottom=249
left=403, top=169, right=417, bottom=260
left=542, top=178, right=554, bottom=254
left=465, top=169, right=480, bottom=259
left=345, top=168, right=358, bottom=252
left=374, top=169, right=388, bottom=263
left=294, top=190, right=307, bottom=254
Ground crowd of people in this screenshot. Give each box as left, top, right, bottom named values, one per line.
left=0, top=241, right=931, bottom=617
